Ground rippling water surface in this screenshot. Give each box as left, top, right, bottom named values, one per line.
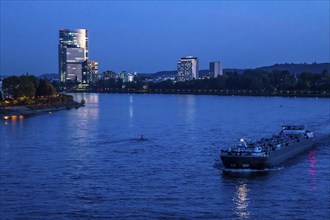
left=1, top=94, right=329, bottom=219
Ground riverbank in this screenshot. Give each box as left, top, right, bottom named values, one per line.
left=0, top=95, right=84, bottom=119
left=68, top=88, right=330, bottom=98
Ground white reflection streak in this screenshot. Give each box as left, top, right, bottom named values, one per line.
left=186, top=96, right=196, bottom=123
left=181, top=95, right=196, bottom=123
left=234, top=182, right=250, bottom=219
left=77, top=93, right=99, bottom=120
left=129, top=96, right=134, bottom=119
left=89, top=93, right=99, bottom=104
left=74, top=93, right=99, bottom=140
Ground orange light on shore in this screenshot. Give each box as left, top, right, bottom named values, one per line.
left=19, top=115, right=24, bottom=119
left=11, top=115, right=18, bottom=120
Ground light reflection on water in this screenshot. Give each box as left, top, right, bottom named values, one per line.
left=2, top=116, right=24, bottom=133
left=1, top=94, right=329, bottom=219
left=129, top=95, right=134, bottom=120
left=309, top=151, right=317, bottom=191
left=179, top=95, right=196, bottom=124
left=234, top=181, right=250, bottom=219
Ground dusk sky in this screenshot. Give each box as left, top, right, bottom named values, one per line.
left=1, top=1, right=329, bottom=75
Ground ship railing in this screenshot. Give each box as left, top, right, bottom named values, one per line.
left=221, top=148, right=266, bottom=156
left=222, top=151, right=255, bottom=156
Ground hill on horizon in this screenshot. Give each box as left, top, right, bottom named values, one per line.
left=141, top=62, right=329, bottom=78
left=256, top=62, right=329, bottom=74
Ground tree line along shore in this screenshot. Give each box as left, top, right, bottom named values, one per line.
left=1, top=69, right=329, bottom=117
left=63, top=69, right=330, bottom=98
left=0, top=75, right=84, bottom=118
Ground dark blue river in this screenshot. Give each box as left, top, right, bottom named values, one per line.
left=1, top=93, right=329, bottom=219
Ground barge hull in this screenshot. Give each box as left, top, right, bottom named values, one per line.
left=221, top=138, right=315, bottom=169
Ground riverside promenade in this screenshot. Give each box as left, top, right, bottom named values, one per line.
left=69, top=88, right=330, bottom=98
left=0, top=99, right=84, bottom=119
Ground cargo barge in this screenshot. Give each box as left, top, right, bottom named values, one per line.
left=220, top=125, right=315, bottom=169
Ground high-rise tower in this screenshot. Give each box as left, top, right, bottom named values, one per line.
left=210, top=61, right=223, bottom=78
left=58, top=29, right=88, bottom=82
left=177, top=56, right=199, bottom=81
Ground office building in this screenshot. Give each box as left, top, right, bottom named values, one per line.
left=88, top=61, right=99, bottom=85
left=120, top=71, right=135, bottom=83
left=177, top=56, right=199, bottom=81
left=58, top=29, right=88, bottom=83
left=210, top=61, right=223, bottom=77
left=82, top=61, right=99, bottom=85
left=102, top=71, right=117, bottom=80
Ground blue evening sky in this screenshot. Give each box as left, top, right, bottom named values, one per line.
left=0, top=1, right=329, bottom=75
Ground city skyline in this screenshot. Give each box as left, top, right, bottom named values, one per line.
left=1, top=1, right=329, bottom=75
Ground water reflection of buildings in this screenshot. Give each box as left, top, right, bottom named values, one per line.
left=76, top=93, right=100, bottom=124
left=179, top=95, right=196, bottom=123
left=88, top=93, right=99, bottom=105
left=234, top=181, right=250, bottom=219
left=129, top=96, right=134, bottom=119
left=308, top=151, right=317, bottom=191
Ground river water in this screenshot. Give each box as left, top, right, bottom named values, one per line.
left=1, top=93, right=329, bottom=219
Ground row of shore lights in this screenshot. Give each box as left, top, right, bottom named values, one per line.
left=3, top=115, right=24, bottom=120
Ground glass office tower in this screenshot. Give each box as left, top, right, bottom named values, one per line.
left=58, top=29, right=88, bottom=82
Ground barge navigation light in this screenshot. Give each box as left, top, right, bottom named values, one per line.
left=240, top=139, right=248, bottom=147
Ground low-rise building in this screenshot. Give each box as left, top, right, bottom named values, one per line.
left=102, top=71, right=117, bottom=80
left=120, top=71, right=136, bottom=83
